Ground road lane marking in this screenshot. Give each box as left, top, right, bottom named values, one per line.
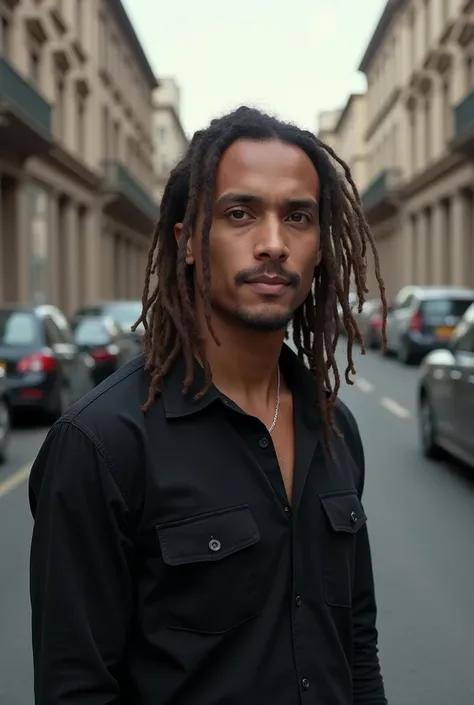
left=354, top=377, right=374, bottom=393
left=0, top=463, right=31, bottom=499
left=379, top=397, right=410, bottom=419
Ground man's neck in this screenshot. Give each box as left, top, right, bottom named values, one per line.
left=199, top=319, right=286, bottom=406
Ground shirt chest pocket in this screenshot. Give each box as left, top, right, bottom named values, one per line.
left=319, top=490, right=367, bottom=609
left=156, top=505, right=262, bottom=634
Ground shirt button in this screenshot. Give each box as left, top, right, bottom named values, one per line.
left=259, top=437, right=269, bottom=449
left=301, top=678, right=310, bottom=690
left=295, top=595, right=302, bottom=607
left=350, top=511, right=358, bottom=524
left=208, top=539, right=221, bottom=552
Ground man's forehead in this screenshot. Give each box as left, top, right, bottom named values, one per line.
left=215, top=138, right=320, bottom=196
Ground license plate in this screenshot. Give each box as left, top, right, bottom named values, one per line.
left=435, top=326, right=453, bottom=340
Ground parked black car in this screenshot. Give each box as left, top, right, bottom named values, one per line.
left=72, top=300, right=144, bottom=348
left=0, top=364, right=10, bottom=463
left=0, top=305, right=94, bottom=419
left=384, top=286, right=474, bottom=364
left=418, top=301, right=474, bottom=469
left=72, top=315, right=139, bottom=386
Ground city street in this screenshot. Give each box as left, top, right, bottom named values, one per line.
left=1, top=349, right=474, bottom=705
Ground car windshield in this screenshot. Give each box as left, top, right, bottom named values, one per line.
left=0, top=311, right=37, bottom=346
left=106, top=303, right=142, bottom=330
left=421, top=297, right=474, bottom=321
left=74, top=319, right=110, bottom=346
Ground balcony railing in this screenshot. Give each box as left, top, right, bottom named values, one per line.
left=0, top=58, right=52, bottom=140
left=102, top=161, right=159, bottom=222
left=454, top=89, right=474, bottom=141
left=361, top=168, right=401, bottom=210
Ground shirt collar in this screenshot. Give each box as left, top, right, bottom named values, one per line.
left=161, top=343, right=321, bottom=425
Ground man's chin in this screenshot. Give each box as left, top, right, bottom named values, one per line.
left=233, top=307, right=293, bottom=332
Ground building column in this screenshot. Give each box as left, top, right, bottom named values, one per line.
left=417, top=211, right=429, bottom=285
left=431, top=201, right=446, bottom=285
left=64, top=201, right=80, bottom=314
left=450, top=190, right=466, bottom=286
left=48, top=193, right=60, bottom=306
left=83, top=206, right=100, bottom=303
left=431, top=74, right=444, bottom=162
left=16, top=179, right=30, bottom=304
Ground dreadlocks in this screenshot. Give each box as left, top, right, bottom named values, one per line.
left=133, top=106, right=387, bottom=450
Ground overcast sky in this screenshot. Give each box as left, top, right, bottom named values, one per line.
left=122, top=0, right=386, bottom=138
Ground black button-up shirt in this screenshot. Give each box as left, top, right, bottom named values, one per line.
left=29, top=345, right=387, bottom=704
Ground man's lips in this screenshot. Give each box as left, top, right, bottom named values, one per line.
left=244, top=275, right=292, bottom=295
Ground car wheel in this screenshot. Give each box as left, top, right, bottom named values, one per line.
left=0, top=398, right=11, bottom=464
left=419, top=393, right=442, bottom=460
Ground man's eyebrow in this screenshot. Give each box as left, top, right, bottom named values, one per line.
left=215, top=193, right=319, bottom=210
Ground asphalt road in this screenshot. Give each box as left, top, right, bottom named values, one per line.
left=1, top=348, right=473, bottom=705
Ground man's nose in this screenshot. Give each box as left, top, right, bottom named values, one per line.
left=254, top=217, right=289, bottom=261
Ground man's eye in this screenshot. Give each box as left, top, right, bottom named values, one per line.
left=288, top=211, right=310, bottom=223
left=228, top=209, right=250, bottom=221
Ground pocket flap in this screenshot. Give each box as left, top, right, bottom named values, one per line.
left=319, top=491, right=367, bottom=534
left=157, top=505, right=260, bottom=566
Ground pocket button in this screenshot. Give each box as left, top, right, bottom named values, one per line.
left=350, top=510, right=358, bottom=524
left=209, top=538, right=222, bottom=552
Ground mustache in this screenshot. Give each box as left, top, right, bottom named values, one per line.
left=234, top=264, right=300, bottom=287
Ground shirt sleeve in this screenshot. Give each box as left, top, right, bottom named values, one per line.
left=350, top=423, right=388, bottom=705
left=29, top=419, right=135, bottom=704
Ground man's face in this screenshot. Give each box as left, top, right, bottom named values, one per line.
left=180, top=138, right=322, bottom=332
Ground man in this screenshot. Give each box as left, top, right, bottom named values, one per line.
left=29, top=106, right=388, bottom=704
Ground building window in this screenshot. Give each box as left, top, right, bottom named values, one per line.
left=102, top=106, right=109, bottom=160
left=442, top=78, right=451, bottom=142
left=54, top=77, right=65, bottom=140
left=112, top=121, right=120, bottom=160
left=424, top=98, right=431, bottom=164
left=76, top=0, right=83, bottom=42
left=77, top=96, right=86, bottom=155
left=0, top=15, right=11, bottom=60
left=465, top=56, right=474, bottom=91
left=424, top=0, right=431, bottom=50
left=29, top=50, right=41, bottom=86
left=409, top=108, right=416, bottom=174
left=99, top=14, right=107, bottom=69
left=409, top=10, right=416, bottom=70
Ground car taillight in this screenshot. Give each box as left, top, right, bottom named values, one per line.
left=91, top=345, right=118, bottom=363
left=409, top=311, right=422, bottom=332
left=17, top=349, right=56, bottom=374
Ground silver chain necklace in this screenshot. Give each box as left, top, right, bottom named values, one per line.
left=268, top=367, right=281, bottom=434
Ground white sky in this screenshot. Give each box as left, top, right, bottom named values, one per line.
left=122, top=0, right=387, bottom=138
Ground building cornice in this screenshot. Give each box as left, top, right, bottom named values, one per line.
left=358, top=0, right=404, bottom=74
left=114, top=1, right=159, bottom=90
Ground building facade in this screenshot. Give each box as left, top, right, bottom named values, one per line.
left=316, top=108, right=342, bottom=152
left=358, top=0, right=474, bottom=298
left=333, top=93, right=368, bottom=192
left=152, top=77, right=188, bottom=201
left=0, top=0, right=159, bottom=314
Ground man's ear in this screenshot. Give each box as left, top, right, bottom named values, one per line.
left=174, top=222, right=195, bottom=265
